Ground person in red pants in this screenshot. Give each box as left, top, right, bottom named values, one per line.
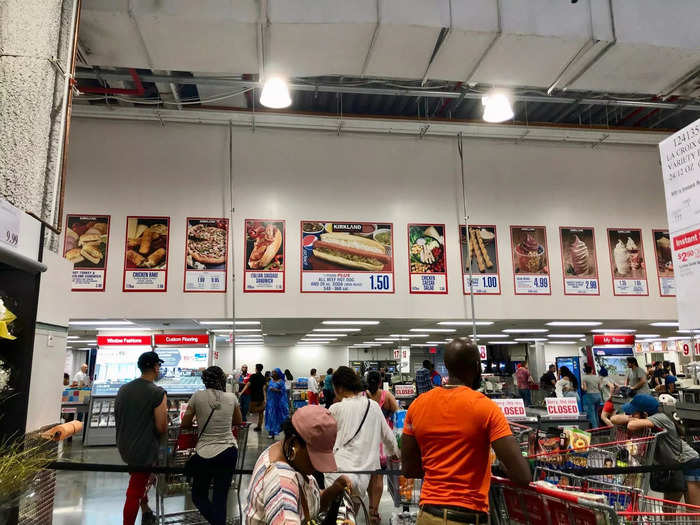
left=115, top=352, right=168, bottom=524
left=307, top=368, right=320, bottom=405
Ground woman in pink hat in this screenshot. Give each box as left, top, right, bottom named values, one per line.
left=246, top=405, right=352, bottom=524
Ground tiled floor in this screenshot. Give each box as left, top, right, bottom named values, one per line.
left=51, top=429, right=398, bottom=524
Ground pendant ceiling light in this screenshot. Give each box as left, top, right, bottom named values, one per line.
left=482, top=90, right=514, bottom=123
left=260, top=77, right=292, bottom=109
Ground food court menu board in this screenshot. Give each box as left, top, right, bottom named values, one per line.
left=510, top=226, right=551, bottom=295
left=460, top=225, right=500, bottom=295
left=559, top=227, right=599, bottom=295
left=408, top=224, right=447, bottom=294
left=652, top=229, right=675, bottom=297
left=607, top=228, right=648, bottom=296
left=301, top=221, right=394, bottom=293
left=244, top=219, right=285, bottom=292
left=123, top=216, right=169, bottom=292
left=184, top=217, right=228, bottom=292
left=63, top=214, right=110, bottom=291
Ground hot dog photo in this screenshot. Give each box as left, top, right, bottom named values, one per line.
left=244, top=220, right=285, bottom=292
left=301, top=221, right=393, bottom=272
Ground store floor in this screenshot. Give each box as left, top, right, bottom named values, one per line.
left=52, top=430, right=398, bottom=524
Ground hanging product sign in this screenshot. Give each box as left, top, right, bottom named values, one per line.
left=0, top=198, right=21, bottom=248
left=606, top=228, right=648, bottom=296
left=244, top=219, right=285, bottom=292
left=407, top=224, right=447, bottom=294
left=478, top=345, right=487, bottom=360
left=652, top=229, right=675, bottom=297
left=63, top=214, right=110, bottom=291
left=184, top=217, right=228, bottom=292
left=559, top=227, right=599, bottom=295
left=510, top=226, right=551, bottom=295
left=659, top=119, right=700, bottom=329
left=97, top=335, right=152, bottom=346
left=300, top=221, right=394, bottom=293
left=400, top=347, right=411, bottom=372
left=545, top=397, right=580, bottom=418
left=493, top=398, right=526, bottom=419
left=123, top=216, right=169, bottom=292
left=593, top=334, right=635, bottom=346
left=460, top=225, right=500, bottom=295
left=154, top=334, right=210, bottom=346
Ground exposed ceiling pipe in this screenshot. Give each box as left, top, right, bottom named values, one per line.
left=73, top=70, right=700, bottom=113
left=657, top=65, right=700, bottom=101
left=360, top=0, right=382, bottom=77
left=420, top=0, right=453, bottom=86
left=650, top=103, right=692, bottom=129
left=79, top=68, right=145, bottom=95
left=256, top=0, right=268, bottom=81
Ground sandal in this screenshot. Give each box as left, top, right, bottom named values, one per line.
left=370, top=511, right=381, bottom=524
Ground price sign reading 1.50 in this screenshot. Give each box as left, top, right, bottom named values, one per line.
left=369, top=275, right=390, bottom=290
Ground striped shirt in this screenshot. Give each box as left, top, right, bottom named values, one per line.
left=246, top=446, right=320, bottom=525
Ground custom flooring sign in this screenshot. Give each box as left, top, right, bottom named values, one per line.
left=659, top=118, right=700, bottom=328
left=460, top=225, right=500, bottom=295
left=300, top=221, right=394, bottom=293
left=408, top=224, right=447, bottom=294
left=652, top=229, right=675, bottom=297
left=510, top=226, right=551, bottom=295
left=63, top=214, right=110, bottom=291
left=607, top=228, right=648, bottom=296
left=123, top=216, right=169, bottom=291
left=559, top=227, right=599, bottom=295
left=184, top=217, right=228, bottom=292
left=244, top=219, right=285, bottom=292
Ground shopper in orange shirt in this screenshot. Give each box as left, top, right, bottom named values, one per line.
left=401, top=339, right=531, bottom=525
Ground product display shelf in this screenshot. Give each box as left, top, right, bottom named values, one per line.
left=290, top=379, right=309, bottom=414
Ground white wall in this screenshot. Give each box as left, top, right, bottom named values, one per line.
left=63, top=118, right=676, bottom=321
left=26, top=328, right=67, bottom=431
left=213, top=344, right=348, bottom=379
left=543, top=343, right=585, bottom=367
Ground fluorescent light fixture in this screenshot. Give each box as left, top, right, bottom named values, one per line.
left=70, top=340, right=97, bottom=344
left=546, top=321, right=602, bottom=327
left=69, top=320, right=133, bottom=326
left=322, top=321, right=380, bottom=325
left=234, top=329, right=262, bottom=332
left=390, top=334, right=429, bottom=338
left=301, top=339, right=335, bottom=343
left=95, top=327, right=151, bottom=332
left=488, top=341, right=518, bottom=345
left=548, top=334, right=585, bottom=338
left=313, top=328, right=361, bottom=332
left=79, top=347, right=92, bottom=350
left=666, top=336, right=689, bottom=341
left=67, top=336, right=79, bottom=340
left=636, top=334, right=660, bottom=338
left=650, top=322, right=679, bottom=327
left=549, top=341, right=577, bottom=345
left=305, top=334, right=347, bottom=337
left=514, top=338, right=548, bottom=342
left=409, top=328, right=456, bottom=333
left=475, top=334, right=508, bottom=338
left=199, top=321, right=260, bottom=325
left=374, top=338, right=397, bottom=342
left=590, top=329, right=636, bottom=333
left=580, top=338, right=586, bottom=341
left=426, top=341, right=447, bottom=345
left=502, top=329, right=549, bottom=333
left=260, top=77, right=292, bottom=109
left=438, top=321, right=494, bottom=326
left=482, top=90, right=514, bottom=123
left=410, top=344, right=436, bottom=347
left=677, top=330, right=700, bottom=334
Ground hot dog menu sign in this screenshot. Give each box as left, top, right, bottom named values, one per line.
left=300, top=221, right=394, bottom=293
left=244, top=219, right=285, bottom=292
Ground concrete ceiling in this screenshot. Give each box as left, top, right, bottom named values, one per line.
left=78, top=0, right=700, bottom=96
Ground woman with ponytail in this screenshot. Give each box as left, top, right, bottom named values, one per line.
left=182, top=366, right=243, bottom=525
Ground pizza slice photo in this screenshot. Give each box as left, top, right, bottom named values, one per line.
left=187, top=220, right=228, bottom=270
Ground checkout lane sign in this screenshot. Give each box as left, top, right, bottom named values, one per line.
left=545, top=397, right=580, bottom=419
left=493, top=398, right=526, bottom=420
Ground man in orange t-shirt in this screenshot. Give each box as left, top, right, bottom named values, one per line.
left=402, top=339, right=531, bottom=525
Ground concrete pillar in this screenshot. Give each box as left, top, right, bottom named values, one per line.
left=0, top=0, right=77, bottom=249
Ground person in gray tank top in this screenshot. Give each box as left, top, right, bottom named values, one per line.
left=115, top=351, right=167, bottom=525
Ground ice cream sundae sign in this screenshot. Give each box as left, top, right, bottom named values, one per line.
left=659, top=118, right=700, bottom=329
left=607, top=228, right=648, bottom=296
left=559, top=227, right=600, bottom=295
left=510, top=226, right=551, bottom=295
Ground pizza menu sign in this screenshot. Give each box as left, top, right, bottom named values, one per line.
left=184, top=217, right=228, bottom=292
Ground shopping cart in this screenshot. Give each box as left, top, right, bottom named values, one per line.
left=387, top=458, right=422, bottom=510
left=156, top=422, right=250, bottom=525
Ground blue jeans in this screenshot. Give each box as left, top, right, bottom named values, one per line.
left=582, top=392, right=602, bottom=428
left=191, top=446, right=238, bottom=525
left=239, top=394, right=250, bottom=421
left=518, top=388, right=531, bottom=406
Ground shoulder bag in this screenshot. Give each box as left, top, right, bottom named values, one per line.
left=649, top=422, right=687, bottom=493
left=341, top=399, right=371, bottom=448
left=183, top=405, right=216, bottom=480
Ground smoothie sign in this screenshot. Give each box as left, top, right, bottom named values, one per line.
left=408, top=224, right=447, bottom=294
left=607, top=228, right=648, bottom=296
left=300, top=221, right=394, bottom=293
left=652, top=229, right=675, bottom=297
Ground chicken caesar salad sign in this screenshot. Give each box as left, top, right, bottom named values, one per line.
left=408, top=224, right=447, bottom=294
left=300, top=221, right=394, bottom=293
left=659, top=118, right=700, bottom=329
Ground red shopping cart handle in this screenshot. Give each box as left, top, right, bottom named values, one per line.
left=491, top=476, right=584, bottom=504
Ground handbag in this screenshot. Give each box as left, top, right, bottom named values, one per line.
left=650, top=421, right=687, bottom=493
left=183, top=406, right=216, bottom=479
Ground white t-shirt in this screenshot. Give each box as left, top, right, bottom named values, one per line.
left=186, top=389, right=238, bottom=458
left=73, top=370, right=89, bottom=387
left=307, top=376, right=319, bottom=394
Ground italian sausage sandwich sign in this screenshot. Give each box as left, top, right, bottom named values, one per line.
left=300, top=221, right=394, bottom=293
left=244, top=219, right=285, bottom=292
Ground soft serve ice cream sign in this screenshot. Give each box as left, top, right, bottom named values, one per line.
left=607, top=229, right=648, bottom=296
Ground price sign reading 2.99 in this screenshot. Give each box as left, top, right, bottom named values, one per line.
left=510, top=225, right=551, bottom=295
left=300, top=221, right=395, bottom=293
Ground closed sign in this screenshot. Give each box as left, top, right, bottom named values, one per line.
left=545, top=397, right=580, bottom=418
left=494, top=398, right=526, bottom=419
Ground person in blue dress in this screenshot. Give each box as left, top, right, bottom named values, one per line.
left=265, top=368, right=289, bottom=439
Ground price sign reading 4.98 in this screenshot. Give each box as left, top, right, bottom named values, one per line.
left=510, top=225, right=551, bottom=295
